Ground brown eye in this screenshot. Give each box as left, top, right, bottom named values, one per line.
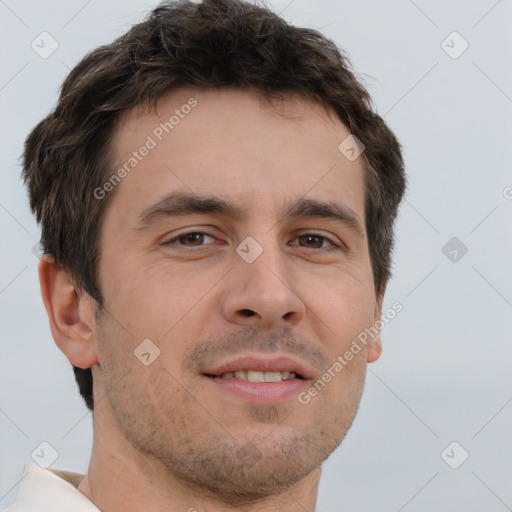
left=179, top=233, right=205, bottom=246
left=297, top=234, right=330, bottom=249
left=165, top=232, right=216, bottom=247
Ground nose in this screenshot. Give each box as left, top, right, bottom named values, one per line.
left=220, top=241, right=306, bottom=329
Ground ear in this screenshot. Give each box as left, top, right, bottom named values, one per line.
left=38, top=255, right=99, bottom=368
left=367, top=288, right=384, bottom=363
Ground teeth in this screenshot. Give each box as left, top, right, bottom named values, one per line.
left=218, top=370, right=296, bottom=382
left=247, top=370, right=263, bottom=382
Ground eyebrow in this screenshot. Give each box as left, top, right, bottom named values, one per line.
left=136, top=191, right=365, bottom=237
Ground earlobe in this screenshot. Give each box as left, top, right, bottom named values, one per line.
left=367, top=336, right=382, bottom=363
left=38, top=255, right=99, bottom=369
left=367, top=290, right=384, bottom=363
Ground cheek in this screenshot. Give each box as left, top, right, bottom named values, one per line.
left=95, top=311, right=178, bottom=405
left=305, top=271, right=376, bottom=339
left=101, top=257, right=227, bottom=352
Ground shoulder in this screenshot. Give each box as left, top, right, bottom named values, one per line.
left=2, top=464, right=99, bottom=512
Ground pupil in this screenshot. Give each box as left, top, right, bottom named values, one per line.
left=301, top=235, right=321, bottom=248
left=184, top=233, right=203, bottom=245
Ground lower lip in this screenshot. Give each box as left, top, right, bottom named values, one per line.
left=204, top=376, right=309, bottom=403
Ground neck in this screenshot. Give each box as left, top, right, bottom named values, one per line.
left=77, top=401, right=322, bottom=512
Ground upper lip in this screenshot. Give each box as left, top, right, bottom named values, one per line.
left=202, top=354, right=313, bottom=380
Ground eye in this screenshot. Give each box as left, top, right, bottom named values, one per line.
left=292, top=233, right=341, bottom=250
left=162, top=230, right=343, bottom=251
left=164, top=231, right=217, bottom=247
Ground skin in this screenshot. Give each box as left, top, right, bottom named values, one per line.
left=39, top=87, right=384, bottom=512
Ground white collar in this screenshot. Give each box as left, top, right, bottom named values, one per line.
left=4, top=464, right=100, bottom=512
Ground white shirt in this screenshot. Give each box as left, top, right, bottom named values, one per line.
left=3, top=464, right=100, bottom=512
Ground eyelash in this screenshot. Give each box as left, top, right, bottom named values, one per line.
left=163, top=231, right=343, bottom=251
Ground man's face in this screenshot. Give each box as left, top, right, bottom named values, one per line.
left=93, top=88, right=381, bottom=499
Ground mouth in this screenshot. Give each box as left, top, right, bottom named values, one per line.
left=204, top=370, right=305, bottom=382
left=202, top=355, right=311, bottom=403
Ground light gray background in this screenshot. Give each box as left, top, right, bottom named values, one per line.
left=1, top=0, right=511, bottom=510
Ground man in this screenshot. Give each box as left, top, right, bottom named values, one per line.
left=8, top=0, right=405, bottom=510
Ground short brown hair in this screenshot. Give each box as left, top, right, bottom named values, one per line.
left=23, top=0, right=406, bottom=411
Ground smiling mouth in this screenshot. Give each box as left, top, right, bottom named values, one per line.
left=204, top=370, right=306, bottom=382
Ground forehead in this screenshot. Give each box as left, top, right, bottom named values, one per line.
left=105, top=87, right=366, bottom=227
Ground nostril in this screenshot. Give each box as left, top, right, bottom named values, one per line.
left=240, top=309, right=256, bottom=317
